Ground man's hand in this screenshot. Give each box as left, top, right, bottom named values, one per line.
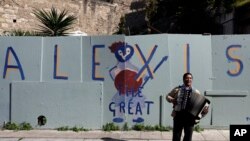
left=166, top=96, right=176, bottom=104
left=201, top=106, right=209, bottom=116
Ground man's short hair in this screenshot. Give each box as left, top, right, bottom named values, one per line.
left=183, top=72, right=193, bottom=80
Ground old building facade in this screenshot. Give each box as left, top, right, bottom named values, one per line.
left=0, top=0, right=136, bottom=35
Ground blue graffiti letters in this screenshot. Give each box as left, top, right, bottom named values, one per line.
left=247, top=117, right=250, bottom=122
left=109, top=100, right=153, bottom=116
left=92, top=45, right=105, bottom=81
left=135, top=102, right=142, bottom=115
left=109, top=102, right=115, bottom=116
left=3, top=47, right=25, bottom=80
left=135, top=44, right=157, bottom=80
left=145, top=101, right=154, bottom=114
left=117, top=86, right=143, bottom=97
left=226, top=45, right=243, bottom=77
left=53, top=45, right=68, bottom=80
left=184, top=44, right=190, bottom=73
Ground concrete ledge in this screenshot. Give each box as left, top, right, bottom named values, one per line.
left=205, top=90, right=248, bottom=97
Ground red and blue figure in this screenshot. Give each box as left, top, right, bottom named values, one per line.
left=108, top=42, right=146, bottom=123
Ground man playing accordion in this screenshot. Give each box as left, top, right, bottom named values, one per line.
left=166, top=72, right=209, bottom=141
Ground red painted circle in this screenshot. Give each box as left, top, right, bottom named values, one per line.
left=114, top=70, right=142, bottom=95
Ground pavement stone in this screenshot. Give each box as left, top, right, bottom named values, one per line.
left=120, top=131, right=141, bottom=139
left=192, top=131, right=205, bottom=141
left=217, top=130, right=230, bottom=141
left=200, top=129, right=228, bottom=141
left=0, top=129, right=229, bottom=141
left=161, top=131, right=172, bottom=140
left=140, top=131, right=162, bottom=140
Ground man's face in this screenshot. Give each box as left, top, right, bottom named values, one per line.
left=184, top=74, right=192, bottom=87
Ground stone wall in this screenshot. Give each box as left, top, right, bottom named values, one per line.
left=0, top=0, right=134, bottom=35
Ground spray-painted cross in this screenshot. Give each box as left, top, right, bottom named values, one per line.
left=134, top=44, right=168, bottom=88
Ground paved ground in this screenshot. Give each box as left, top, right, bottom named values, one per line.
left=0, top=129, right=229, bottom=141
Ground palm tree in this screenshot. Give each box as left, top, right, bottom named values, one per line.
left=33, top=7, right=77, bottom=36
left=4, top=29, right=40, bottom=36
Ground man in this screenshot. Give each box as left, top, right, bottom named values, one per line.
left=166, top=72, right=209, bottom=141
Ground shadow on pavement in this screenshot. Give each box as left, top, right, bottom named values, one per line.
left=101, top=137, right=127, bottom=141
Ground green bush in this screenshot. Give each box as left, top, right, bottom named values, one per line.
left=19, top=122, right=33, bottom=130
left=3, top=122, right=19, bottom=130
left=4, top=30, right=41, bottom=36
left=194, top=125, right=204, bottom=132
left=144, top=125, right=155, bottom=131
left=132, top=124, right=171, bottom=131
left=132, top=124, right=145, bottom=131
left=70, top=126, right=88, bottom=132
left=56, top=126, right=88, bottom=132
left=122, top=122, right=129, bottom=131
left=102, top=123, right=119, bottom=131
left=57, top=126, right=70, bottom=131
left=3, top=122, right=33, bottom=130
left=157, top=125, right=171, bottom=131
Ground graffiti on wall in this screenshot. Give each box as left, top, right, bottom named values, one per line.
left=3, top=47, right=25, bottom=80
left=226, top=45, right=243, bottom=77
left=2, top=45, right=71, bottom=80
left=247, top=117, right=250, bottom=122
left=0, top=35, right=250, bottom=127
left=107, top=42, right=168, bottom=123
left=2, top=43, right=245, bottom=81
left=54, top=45, right=69, bottom=80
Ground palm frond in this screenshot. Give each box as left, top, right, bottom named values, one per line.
left=33, top=7, right=77, bottom=36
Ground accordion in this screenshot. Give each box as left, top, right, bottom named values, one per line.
left=187, top=92, right=210, bottom=123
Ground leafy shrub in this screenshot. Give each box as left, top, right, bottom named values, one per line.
left=132, top=124, right=145, bottom=131
left=194, top=125, right=204, bottom=132
left=122, top=122, right=129, bottom=131
left=3, top=122, right=33, bottom=130
left=102, top=123, right=119, bottom=131
left=19, top=122, right=33, bottom=130
left=3, top=122, right=19, bottom=130
left=57, top=126, right=88, bottom=132
left=57, top=126, right=70, bottom=131
left=4, top=30, right=41, bottom=36
left=132, top=124, right=171, bottom=131
left=144, top=125, right=155, bottom=131
left=156, top=125, right=171, bottom=131
left=70, top=126, right=88, bottom=132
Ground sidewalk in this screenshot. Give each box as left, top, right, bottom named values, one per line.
left=0, top=129, right=229, bottom=141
